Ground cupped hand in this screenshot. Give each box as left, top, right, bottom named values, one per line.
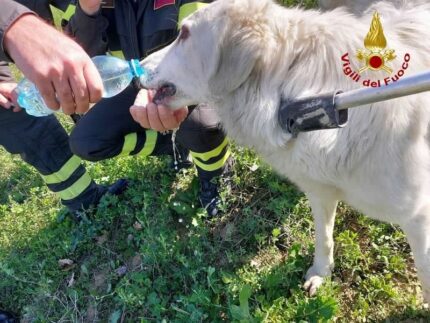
left=129, top=89, right=188, bottom=132
left=0, top=82, right=20, bottom=112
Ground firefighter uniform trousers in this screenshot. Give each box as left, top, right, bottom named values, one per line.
left=62, top=0, right=230, bottom=181
left=0, top=108, right=102, bottom=211
left=69, top=84, right=230, bottom=180
left=0, top=1, right=103, bottom=212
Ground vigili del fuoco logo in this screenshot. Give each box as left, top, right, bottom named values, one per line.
left=341, top=12, right=411, bottom=88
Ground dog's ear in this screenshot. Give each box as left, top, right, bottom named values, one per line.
left=209, top=16, right=265, bottom=95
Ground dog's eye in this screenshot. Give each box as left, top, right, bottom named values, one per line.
left=178, top=25, right=190, bottom=42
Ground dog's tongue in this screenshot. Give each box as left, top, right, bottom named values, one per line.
left=153, top=83, right=176, bottom=104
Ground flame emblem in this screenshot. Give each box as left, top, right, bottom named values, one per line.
left=357, top=12, right=396, bottom=74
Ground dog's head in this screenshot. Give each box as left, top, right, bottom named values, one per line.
left=140, top=0, right=272, bottom=109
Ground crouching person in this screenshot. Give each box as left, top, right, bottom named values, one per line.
left=0, top=61, right=128, bottom=220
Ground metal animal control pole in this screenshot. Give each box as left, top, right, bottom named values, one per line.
left=279, top=70, right=430, bottom=137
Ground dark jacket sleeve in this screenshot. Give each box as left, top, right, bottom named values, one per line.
left=0, top=0, right=35, bottom=62
left=0, top=61, right=14, bottom=82
left=50, top=0, right=71, bottom=11
left=14, top=0, right=53, bottom=22
left=13, top=0, right=71, bottom=22
left=64, top=1, right=109, bottom=57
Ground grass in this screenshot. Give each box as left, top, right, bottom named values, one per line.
left=1, top=145, right=428, bottom=322
left=1, top=0, right=430, bottom=322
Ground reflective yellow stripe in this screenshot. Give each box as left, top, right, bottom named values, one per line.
left=192, top=149, right=231, bottom=172
left=110, top=50, right=126, bottom=59
left=58, top=172, right=92, bottom=201
left=49, top=5, right=64, bottom=28
left=43, top=156, right=82, bottom=184
left=178, top=2, right=208, bottom=26
left=190, top=137, right=228, bottom=161
left=120, top=133, right=138, bottom=156
left=62, top=4, right=76, bottom=22
left=140, top=130, right=157, bottom=157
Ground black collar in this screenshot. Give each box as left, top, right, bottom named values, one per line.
left=278, top=91, right=348, bottom=137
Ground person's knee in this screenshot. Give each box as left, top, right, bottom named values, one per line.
left=179, top=105, right=225, bottom=151
left=69, top=132, right=108, bottom=162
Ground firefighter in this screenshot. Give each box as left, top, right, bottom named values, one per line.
left=0, top=10, right=128, bottom=213
left=0, top=0, right=129, bottom=219
left=0, top=2, right=128, bottom=321
left=0, top=2, right=130, bottom=209
left=0, top=60, right=128, bottom=217
left=65, top=0, right=232, bottom=216
left=0, top=0, right=103, bottom=115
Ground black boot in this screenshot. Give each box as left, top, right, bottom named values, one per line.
left=105, top=178, right=129, bottom=196
left=199, top=177, right=220, bottom=217
left=0, top=310, right=18, bottom=323
left=198, top=156, right=235, bottom=217
left=72, top=178, right=129, bottom=221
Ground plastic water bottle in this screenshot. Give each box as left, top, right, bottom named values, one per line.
left=17, top=55, right=147, bottom=117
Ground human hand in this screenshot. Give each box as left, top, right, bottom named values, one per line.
left=130, top=89, right=188, bottom=132
left=0, top=82, right=20, bottom=112
left=3, top=14, right=103, bottom=115
left=79, top=0, right=102, bottom=15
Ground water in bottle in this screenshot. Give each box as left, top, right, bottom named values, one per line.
left=17, top=78, right=49, bottom=117
left=92, top=55, right=146, bottom=98
left=16, top=55, right=147, bottom=117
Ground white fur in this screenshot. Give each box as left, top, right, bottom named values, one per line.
left=141, top=0, right=430, bottom=302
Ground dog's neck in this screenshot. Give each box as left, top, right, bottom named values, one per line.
left=214, top=6, right=367, bottom=151
left=271, top=7, right=366, bottom=96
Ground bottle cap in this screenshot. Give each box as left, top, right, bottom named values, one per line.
left=129, top=59, right=146, bottom=79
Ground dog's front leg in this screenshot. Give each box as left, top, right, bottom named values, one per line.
left=304, top=191, right=338, bottom=296
left=401, top=206, right=430, bottom=304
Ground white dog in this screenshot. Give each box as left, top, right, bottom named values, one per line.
left=140, top=0, right=430, bottom=302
